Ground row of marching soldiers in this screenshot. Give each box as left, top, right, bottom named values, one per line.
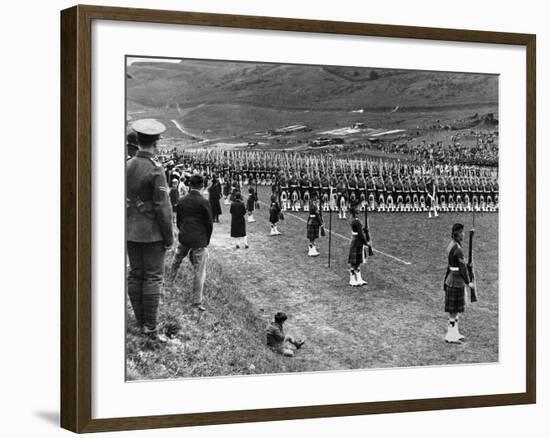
left=268, top=172, right=499, bottom=215
left=171, top=154, right=498, bottom=214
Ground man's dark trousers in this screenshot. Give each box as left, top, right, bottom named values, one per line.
left=127, top=241, right=166, bottom=330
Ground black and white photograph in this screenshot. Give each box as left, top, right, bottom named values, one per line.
left=125, top=56, right=499, bottom=381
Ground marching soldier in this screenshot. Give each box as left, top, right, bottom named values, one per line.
left=375, top=175, right=385, bottom=210
left=126, top=119, right=173, bottom=342
left=269, top=194, right=283, bottom=236
left=306, top=200, right=323, bottom=257
left=384, top=174, right=394, bottom=210
left=246, top=186, right=257, bottom=223
left=289, top=172, right=300, bottom=211
left=443, top=223, right=474, bottom=343
left=311, top=172, right=321, bottom=203
left=347, top=205, right=368, bottom=287
left=348, top=173, right=359, bottom=206
left=358, top=173, right=367, bottom=210
left=394, top=176, right=404, bottom=211
left=336, top=176, right=347, bottom=219
left=367, top=176, right=376, bottom=210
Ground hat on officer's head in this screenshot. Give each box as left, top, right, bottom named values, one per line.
left=452, top=223, right=464, bottom=234
left=131, top=119, right=166, bottom=145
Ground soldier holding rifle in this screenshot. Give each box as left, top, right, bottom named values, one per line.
left=443, top=223, right=475, bottom=343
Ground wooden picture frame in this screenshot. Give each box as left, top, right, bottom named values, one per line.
left=60, top=4, right=536, bottom=433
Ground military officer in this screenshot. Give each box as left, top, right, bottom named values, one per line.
left=126, top=119, right=174, bottom=342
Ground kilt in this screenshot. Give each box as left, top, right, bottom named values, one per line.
left=307, top=220, right=320, bottom=241
left=444, top=285, right=465, bottom=313
left=246, top=197, right=255, bottom=213
left=269, top=208, right=280, bottom=224
left=348, top=243, right=363, bottom=267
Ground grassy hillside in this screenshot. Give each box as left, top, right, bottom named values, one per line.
left=127, top=59, right=498, bottom=112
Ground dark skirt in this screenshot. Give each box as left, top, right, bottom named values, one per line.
left=348, top=244, right=363, bottom=267
left=247, top=197, right=255, bottom=213
left=210, top=198, right=222, bottom=216
left=307, top=220, right=320, bottom=241
left=269, top=206, right=280, bottom=224
left=230, top=216, right=246, bottom=237
left=444, top=285, right=465, bottom=313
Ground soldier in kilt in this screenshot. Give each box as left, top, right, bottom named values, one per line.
left=306, top=201, right=323, bottom=257
left=443, top=223, right=475, bottom=343
left=347, top=206, right=368, bottom=287
left=246, top=186, right=257, bottom=223
left=269, top=194, right=282, bottom=236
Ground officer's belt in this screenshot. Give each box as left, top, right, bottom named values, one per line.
left=448, top=266, right=459, bottom=271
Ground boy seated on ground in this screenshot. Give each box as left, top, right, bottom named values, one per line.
left=265, top=312, right=305, bottom=357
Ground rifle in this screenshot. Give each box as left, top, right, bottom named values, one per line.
left=363, top=205, right=374, bottom=257
left=467, top=228, right=478, bottom=302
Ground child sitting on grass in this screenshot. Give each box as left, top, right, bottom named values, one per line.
left=265, top=312, right=305, bottom=357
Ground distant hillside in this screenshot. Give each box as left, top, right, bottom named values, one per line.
left=127, top=59, right=498, bottom=112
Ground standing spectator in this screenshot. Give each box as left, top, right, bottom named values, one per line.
left=126, top=119, right=173, bottom=341
left=168, top=174, right=213, bottom=312
left=230, top=192, right=248, bottom=249
left=208, top=174, right=222, bottom=223
left=246, top=187, right=257, bottom=223
left=177, top=175, right=188, bottom=198
left=169, top=178, right=180, bottom=214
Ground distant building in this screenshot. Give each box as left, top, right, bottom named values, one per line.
left=268, top=124, right=311, bottom=135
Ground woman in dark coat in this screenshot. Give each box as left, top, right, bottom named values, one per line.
left=269, top=194, right=282, bottom=236
left=230, top=192, right=248, bottom=248
left=208, top=175, right=222, bottom=223
left=348, top=206, right=368, bottom=287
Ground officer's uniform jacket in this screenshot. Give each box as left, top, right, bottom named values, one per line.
left=126, top=150, right=173, bottom=245
left=444, top=240, right=471, bottom=289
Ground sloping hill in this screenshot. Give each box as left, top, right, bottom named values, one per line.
left=127, top=59, right=498, bottom=111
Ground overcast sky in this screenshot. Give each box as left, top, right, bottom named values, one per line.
left=126, top=57, right=181, bottom=66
